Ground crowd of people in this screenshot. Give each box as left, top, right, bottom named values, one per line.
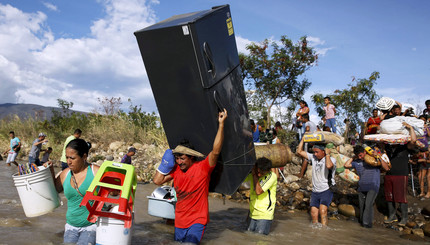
left=2, top=98, right=430, bottom=244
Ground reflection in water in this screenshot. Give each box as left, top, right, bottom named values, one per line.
left=0, top=163, right=426, bottom=244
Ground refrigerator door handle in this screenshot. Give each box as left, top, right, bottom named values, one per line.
left=203, top=42, right=216, bottom=78
left=213, top=90, right=225, bottom=112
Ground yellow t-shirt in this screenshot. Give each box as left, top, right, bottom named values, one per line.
left=245, top=171, right=277, bottom=220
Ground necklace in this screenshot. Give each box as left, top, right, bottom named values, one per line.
left=70, top=164, right=88, bottom=197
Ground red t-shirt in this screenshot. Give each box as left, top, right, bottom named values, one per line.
left=367, top=117, right=381, bottom=134
left=170, top=156, right=215, bottom=228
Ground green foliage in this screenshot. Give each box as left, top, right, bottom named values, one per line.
left=311, top=71, right=380, bottom=139
left=0, top=98, right=167, bottom=163
left=240, top=36, right=318, bottom=128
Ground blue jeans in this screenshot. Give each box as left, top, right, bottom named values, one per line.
left=64, top=223, right=96, bottom=245
left=247, top=218, right=272, bottom=235
left=174, top=223, right=206, bottom=244
left=28, top=156, right=41, bottom=166
left=325, top=118, right=336, bottom=133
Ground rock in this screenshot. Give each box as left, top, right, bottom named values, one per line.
left=406, top=221, right=417, bottom=229
left=412, top=228, right=425, bottom=238
left=284, top=174, right=299, bottom=184
left=133, top=142, right=144, bottom=150
left=105, top=155, right=114, bottom=161
left=402, top=228, right=412, bottom=235
left=338, top=204, right=359, bottom=218
left=289, top=182, right=300, bottom=191
left=422, top=223, right=430, bottom=237
left=294, top=191, right=304, bottom=202
left=109, top=141, right=124, bottom=151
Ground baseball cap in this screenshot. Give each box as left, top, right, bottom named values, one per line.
left=38, top=133, right=46, bottom=137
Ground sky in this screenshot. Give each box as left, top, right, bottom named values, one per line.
left=0, top=0, right=429, bottom=122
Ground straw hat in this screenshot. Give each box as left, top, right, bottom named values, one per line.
left=376, top=97, right=395, bottom=111
left=172, top=145, right=205, bottom=158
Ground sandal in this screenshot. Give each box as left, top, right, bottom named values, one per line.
left=419, top=193, right=425, bottom=198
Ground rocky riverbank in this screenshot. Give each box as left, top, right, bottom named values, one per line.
left=11, top=140, right=430, bottom=241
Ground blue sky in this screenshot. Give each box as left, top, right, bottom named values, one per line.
left=0, top=0, right=429, bottom=122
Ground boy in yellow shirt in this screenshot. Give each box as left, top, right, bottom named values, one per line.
left=245, top=157, right=277, bottom=235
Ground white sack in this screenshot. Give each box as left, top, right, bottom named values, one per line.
left=379, top=116, right=424, bottom=136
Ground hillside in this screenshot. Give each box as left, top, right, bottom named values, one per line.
left=0, top=103, right=84, bottom=120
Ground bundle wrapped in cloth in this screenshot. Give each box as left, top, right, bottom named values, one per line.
left=326, top=143, right=359, bottom=183
left=379, top=116, right=424, bottom=136
left=364, top=116, right=425, bottom=145
left=303, top=131, right=345, bottom=146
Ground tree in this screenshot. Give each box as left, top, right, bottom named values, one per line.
left=97, top=97, right=122, bottom=115
left=311, top=71, right=380, bottom=141
left=57, top=99, right=74, bottom=114
left=239, top=36, right=318, bottom=128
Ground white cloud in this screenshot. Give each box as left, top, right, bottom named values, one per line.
left=42, top=2, right=58, bottom=12
left=307, top=36, right=333, bottom=56
left=235, top=35, right=253, bottom=55
left=0, top=0, right=158, bottom=111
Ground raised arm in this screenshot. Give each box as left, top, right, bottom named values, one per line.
left=296, top=137, right=309, bottom=160
left=208, top=109, right=228, bottom=167
left=403, top=122, right=417, bottom=150
left=324, top=148, right=334, bottom=170
left=153, top=149, right=175, bottom=185
left=344, top=158, right=353, bottom=168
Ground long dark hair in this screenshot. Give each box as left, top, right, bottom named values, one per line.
left=299, top=100, right=308, bottom=107
left=66, top=139, right=89, bottom=158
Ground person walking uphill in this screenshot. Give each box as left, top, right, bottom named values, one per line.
left=48, top=138, right=100, bottom=245
left=344, top=145, right=389, bottom=228
left=244, top=157, right=277, bottom=235
left=153, top=109, right=227, bottom=244
left=296, top=137, right=336, bottom=227
left=60, top=129, right=82, bottom=170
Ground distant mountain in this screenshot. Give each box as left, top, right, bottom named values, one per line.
left=0, top=103, right=86, bottom=121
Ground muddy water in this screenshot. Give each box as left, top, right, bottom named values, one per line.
left=0, top=162, right=425, bottom=244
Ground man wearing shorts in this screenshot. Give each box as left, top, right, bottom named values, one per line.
left=296, top=137, right=336, bottom=226
left=384, top=122, right=417, bottom=226
left=3, top=131, right=21, bottom=166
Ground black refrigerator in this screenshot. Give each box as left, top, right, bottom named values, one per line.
left=134, top=5, right=255, bottom=195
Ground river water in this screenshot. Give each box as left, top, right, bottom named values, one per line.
left=0, top=162, right=425, bottom=245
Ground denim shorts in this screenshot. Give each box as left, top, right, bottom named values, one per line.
left=247, top=218, right=273, bottom=235
left=310, top=189, right=333, bottom=208
left=64, top=223, right=96, bottom=245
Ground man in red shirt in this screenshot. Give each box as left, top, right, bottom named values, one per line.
left=153, top=109, right=227, bottom=244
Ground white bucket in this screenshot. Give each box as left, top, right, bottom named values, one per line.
left=96, top=206, right=133, bottom=245
left=12, top=166, right=60, bottom=217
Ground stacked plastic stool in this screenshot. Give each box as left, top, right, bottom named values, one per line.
left=80, top=161, right=137, bottom=228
